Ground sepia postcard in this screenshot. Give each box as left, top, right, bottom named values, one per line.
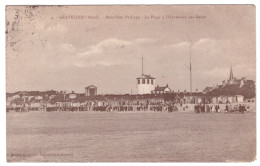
left=6, top=5, right=256, bottom=162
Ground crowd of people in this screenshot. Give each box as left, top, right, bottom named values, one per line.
left=194, top=104, right=220, bottom=113
left=224, top=104, right=249, bottom=114
left=7, top=100, right=179, bottom=113
left=194, top=103, right=251, bottom=114
left=46, top=102, right=179, bottom=112
left=7, top=99, right=253, bottom=114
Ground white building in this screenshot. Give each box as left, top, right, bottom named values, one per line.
left=12, top=94, right=20, bottom=100
left=136, top=74, right=156, bottom=94
left=236, top=95, right=244, bottom=102
left=49, top=95, right=56, bottom=100
left=31, top=102, right=40, bottom=108
left=69, top=93, right=77, bottom=99
left=154, top=84, right=171, bottom=94
left=85, top=85, right=97, bottom=96
left=22, top=96, right=29, bottom=102
left=214, top=95, right=244, bottom=103
left=72, top=102, right=81, bottom=107
left=28, top=96, right=35, bottom=101
left=227, top=96, right=234, bottom=103
left=217, top=96, right=222, bottom=103
left=35, top=96, right=43, bottom=100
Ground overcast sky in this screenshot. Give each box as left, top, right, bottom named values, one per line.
left=6, top=5, right=255, bottom=94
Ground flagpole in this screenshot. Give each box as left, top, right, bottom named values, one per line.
left=190, top=44, right=192, bottom=94
left=187, top=32, right=192, bottom=96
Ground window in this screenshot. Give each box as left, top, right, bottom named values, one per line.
left=142, top=79, right=145, bottom=84
left=138, top=79, right=140, bottom=84
left=147, top=79, right=150, bottom=84
left=151, top=79, right=153, bottom=85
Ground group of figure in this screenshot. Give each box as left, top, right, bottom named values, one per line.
left=8, top=101, right=252, bottom=114
left=194, top=104, right=220, bottom=113
left=194, top=103, right=250, bottom=114
left=9, top=102, right=179, bottom=113
left=224, top=104, right=249, bottom=114
left=50, top=103, right=178, bottom=112
left=7, top=107, right=33, bottom=112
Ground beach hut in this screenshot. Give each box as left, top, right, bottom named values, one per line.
left=212, top=97, right=218, bottom=104
left=236, top=95, right=244, bottom=103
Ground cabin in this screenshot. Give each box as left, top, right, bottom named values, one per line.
left=154, top=84, right=171, bottom=94
left=49, top=95, right=57, bottom=100
left=85, top=85, right=97, bottom=96
left=35, top=96, right=43, bottom=100
left=69, top=92, right=77, bottom=99
left=236, top=95, right=244, bottom=102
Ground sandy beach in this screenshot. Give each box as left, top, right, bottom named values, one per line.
left=7, top=111, right=256, bottom=162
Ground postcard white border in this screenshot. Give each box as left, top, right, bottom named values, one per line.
left=0, top=0, right=258, bottom=166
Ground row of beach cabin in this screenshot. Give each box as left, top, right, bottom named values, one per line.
left=7, top=95, right=248, bottom=110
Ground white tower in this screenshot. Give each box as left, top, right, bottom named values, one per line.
left=136, top=55, right=156, bottom=94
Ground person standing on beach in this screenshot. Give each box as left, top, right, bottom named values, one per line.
left=206, top=104, right=210, bottom=113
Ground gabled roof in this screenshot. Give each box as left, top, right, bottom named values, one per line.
left=85, top=85, right=97, bottom=89
left=136, top=74, right=155, bottom=79
left=154, top=85, right=171, bottom=91
left=155, top=87, right=167, bottom=91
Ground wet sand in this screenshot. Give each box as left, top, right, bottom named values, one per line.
left=7, top=111, right=256, bottom=162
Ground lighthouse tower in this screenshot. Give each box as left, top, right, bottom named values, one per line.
left=136, top=55, right=156, bottom=94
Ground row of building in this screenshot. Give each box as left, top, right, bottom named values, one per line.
left=180, top=95, right=245, bottom=104
left=7, top=90, right=248, bottom=110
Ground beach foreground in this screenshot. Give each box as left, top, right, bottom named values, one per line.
left=7, top=111, right=256, bottom=162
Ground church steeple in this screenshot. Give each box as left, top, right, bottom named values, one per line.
left=229, top=66, right=234, bottom=81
